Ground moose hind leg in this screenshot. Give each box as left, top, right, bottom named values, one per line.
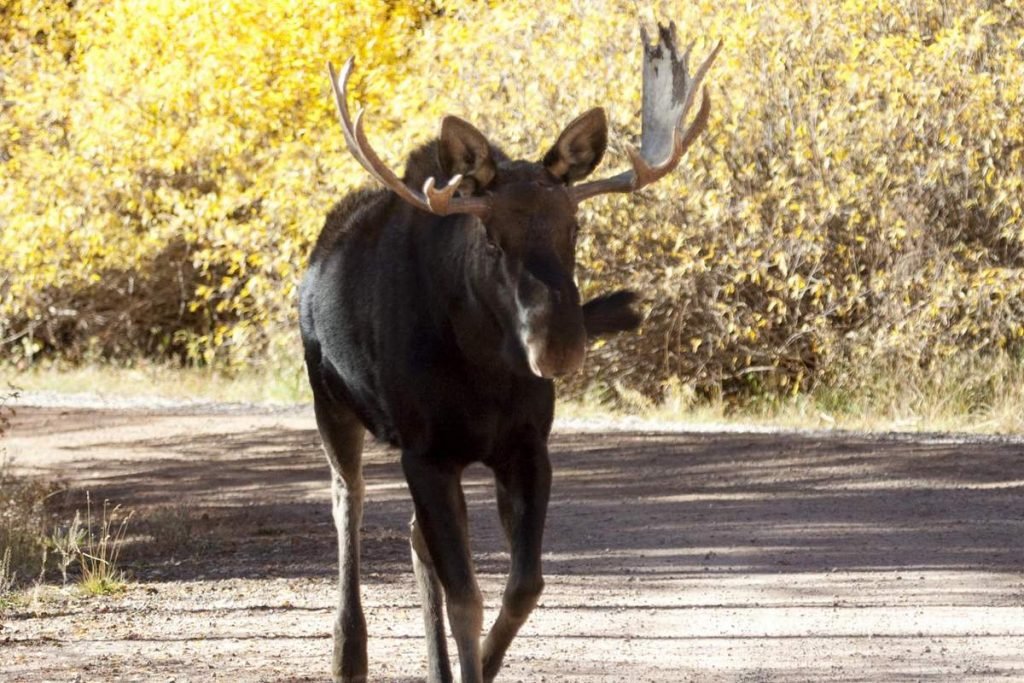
left=311, top=377, right=368, bottom=683
left=411, top=515, right=453, bottom=683
left=329, top=466, right=366, bottom=683
left=481, top=446, right=552, bottom=682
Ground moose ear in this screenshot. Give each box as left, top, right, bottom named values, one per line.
left=582, top=290, right=642, bottom=337
left=438, top=115, right=496, bottom=194
left=543, top=107, right=608, bottom=183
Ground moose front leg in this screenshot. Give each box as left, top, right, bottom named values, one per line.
left=482, top=444, right=552, bottom=682
left=403, top=452, right=484, bottom=683
left=410, top=514, right=453, bottom=682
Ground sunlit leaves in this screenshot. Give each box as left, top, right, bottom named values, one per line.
left=1, top=0, right=1022, bottom=400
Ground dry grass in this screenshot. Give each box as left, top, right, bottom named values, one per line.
left=7, top=352, right=1024, bottom=439
left=561, top=353, right=1024, bottom=437
left=9, top=354, right=1024, bottom=437
left=73, top=494, right=134, bottom=596
left=0, top=547, right=15, bottom=608
left=11, top=358, right=309, bottom=405
left=807, top=353, right=1024, bottom=435
left=0, top=454, right=135, bottom=601
left=0, top=454, right=63, bottom=593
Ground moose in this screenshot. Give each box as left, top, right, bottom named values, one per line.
left=300, top=21, right=720, bottom=683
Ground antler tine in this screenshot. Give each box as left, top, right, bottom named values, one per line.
left=569, top=27, right=722, bottom=204
left=328, top=60, right=377, bottom=181
left=327, top=59, right=490, bottom=217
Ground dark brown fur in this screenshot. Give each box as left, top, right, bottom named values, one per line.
left=300, top=110, right=640, bottom=683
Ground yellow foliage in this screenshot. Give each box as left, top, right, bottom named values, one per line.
left=2, top=0, right=1023, bottom=399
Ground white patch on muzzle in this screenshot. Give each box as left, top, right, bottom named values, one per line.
left=515, top=290, right=550, bottom=378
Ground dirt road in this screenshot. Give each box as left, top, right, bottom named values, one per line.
left=2, top=404, right=1023, bottom=681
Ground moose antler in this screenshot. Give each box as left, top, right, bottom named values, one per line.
left=327, top=59, right=492, bottom=217
left=569, top=23, right=721, bottom=203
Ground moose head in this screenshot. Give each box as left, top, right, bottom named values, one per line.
left=328, top=24, right=721, bottom=379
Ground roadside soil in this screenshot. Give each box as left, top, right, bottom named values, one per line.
left=2, top=404, right=1023, bottom=682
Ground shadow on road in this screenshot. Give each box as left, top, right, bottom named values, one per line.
left=17, top=408, right=1024, bottom=583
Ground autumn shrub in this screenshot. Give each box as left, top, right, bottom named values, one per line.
left=2, top=0, right=1022, bottom=403
left=1, top=0, right=436, bottom=366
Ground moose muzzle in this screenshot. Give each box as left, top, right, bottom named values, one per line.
left=516, top=269, right=586, bottom=378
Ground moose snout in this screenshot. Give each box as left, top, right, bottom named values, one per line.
left=529, top=333, right=585, bottom=377
left=516, top=277, right=586, bottom=378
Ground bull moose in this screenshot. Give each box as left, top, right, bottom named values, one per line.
left=299, top=21, right=720, bottom=683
